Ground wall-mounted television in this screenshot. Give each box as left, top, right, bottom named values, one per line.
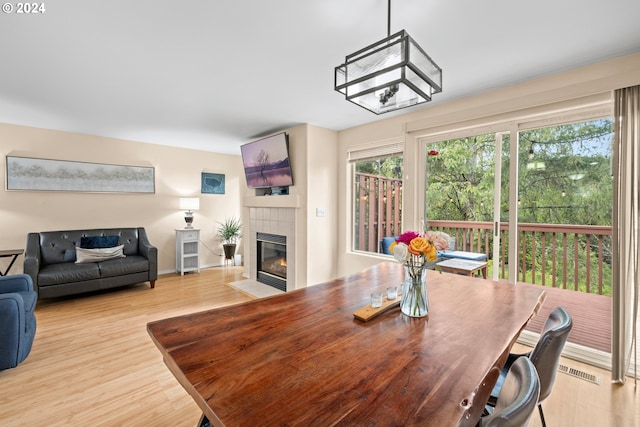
left=240, top=132, right=293, bottom=189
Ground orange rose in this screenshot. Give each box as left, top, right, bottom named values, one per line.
left=425, top=244, right=438, bottom=262
left=408, top=237, right=431, bottom=255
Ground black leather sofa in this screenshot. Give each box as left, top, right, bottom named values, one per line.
left=24, top=227, right=157, bottom=298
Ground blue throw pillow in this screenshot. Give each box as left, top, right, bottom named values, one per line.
left=80, top=235, right=119, bottom=249
left=380, top=236, right=398, bottom=255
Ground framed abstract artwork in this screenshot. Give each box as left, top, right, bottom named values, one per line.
left=5, top=156, right=155, bottom=193
left=201, top=172, right=225, bottom=194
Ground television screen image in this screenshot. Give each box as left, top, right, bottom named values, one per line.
left=240, top=132, right=293, bottom=189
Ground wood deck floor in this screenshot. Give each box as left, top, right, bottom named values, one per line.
left=519, top=282, right=611, bottom=353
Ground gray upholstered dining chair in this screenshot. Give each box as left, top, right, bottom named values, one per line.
left=488, top=306, right=572, bottom=427
left=478, top=356, right=540, bottom=427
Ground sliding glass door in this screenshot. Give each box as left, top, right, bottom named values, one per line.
left=516, top=118, right=613, bottom=293
left=423, top=130, right=509, bottom=280
left=517, top=118, right=613, bottom=354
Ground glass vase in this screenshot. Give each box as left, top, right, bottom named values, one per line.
left=401, top=265, right=429, bottom=317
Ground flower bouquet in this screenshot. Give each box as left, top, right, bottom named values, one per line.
left=389, top=231, right=449, bottom=317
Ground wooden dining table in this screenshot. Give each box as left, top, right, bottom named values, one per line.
left=147, top=262, right=545, bottom=427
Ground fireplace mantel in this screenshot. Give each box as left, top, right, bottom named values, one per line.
left=243, top=194, right=300, bottom=209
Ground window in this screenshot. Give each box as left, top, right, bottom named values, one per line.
left=349, top=143, right=403, bottom=254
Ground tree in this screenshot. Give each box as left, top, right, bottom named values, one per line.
left=426, top=133, right=497, bottom=221
left=355, top=156, right=402, bottom=179
left=516, top=120, right=613, bottom=226
left=425, top=119, right=613, bottom=227
left=256, top=149, right=270, bottom=185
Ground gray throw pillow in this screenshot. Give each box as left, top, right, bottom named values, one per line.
left=75, top=245, right=125, bottom=263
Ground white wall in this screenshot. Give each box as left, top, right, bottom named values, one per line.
left=305, top=125, right=338, bottom=285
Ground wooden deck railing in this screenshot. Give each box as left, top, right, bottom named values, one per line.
left=354, top=172, right=402, bottom=253
left=353, top=173, right=613, bottom=296
left=428, top=220, right=613, bottom=296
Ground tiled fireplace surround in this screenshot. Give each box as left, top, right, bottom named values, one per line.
left=248, top=207, right=296, bottom=292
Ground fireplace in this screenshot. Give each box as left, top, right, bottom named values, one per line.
left=256, top=232, right=287, bottom=291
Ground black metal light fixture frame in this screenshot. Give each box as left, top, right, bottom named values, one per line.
left=334, top=0, right=442, bottom=114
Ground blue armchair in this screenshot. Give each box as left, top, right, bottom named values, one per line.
left=1, top=274, right=37, bottom=370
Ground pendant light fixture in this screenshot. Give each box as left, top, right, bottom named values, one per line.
left=334, top=0, right=442, bottom=114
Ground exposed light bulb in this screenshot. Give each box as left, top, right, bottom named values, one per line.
left=378, top=84, right=399, bottom=105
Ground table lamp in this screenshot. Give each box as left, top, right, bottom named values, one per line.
left=179, top=197, right=200, bottom=229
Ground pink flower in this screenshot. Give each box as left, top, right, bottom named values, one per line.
left=396, top=231, right=420, bottom=246
left=424, top=230, right=451, bottom=251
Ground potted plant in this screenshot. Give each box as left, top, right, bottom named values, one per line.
left=216, top=216, right=242, bottom=261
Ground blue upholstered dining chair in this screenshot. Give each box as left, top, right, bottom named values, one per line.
left=0, top=274, right=37, bottom=370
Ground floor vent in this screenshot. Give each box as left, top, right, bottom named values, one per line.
left=558, top=364, right=600, bottom=385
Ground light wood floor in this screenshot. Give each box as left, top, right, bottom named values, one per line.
left=1, top=267, right=637, bottom=427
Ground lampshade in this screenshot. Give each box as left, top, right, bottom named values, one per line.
left=179, top=197, right=200, bottom=211
left=334, top=1, right=442, bottom=114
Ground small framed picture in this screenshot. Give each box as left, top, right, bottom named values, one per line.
left=201, top=172, right=225, bottom=194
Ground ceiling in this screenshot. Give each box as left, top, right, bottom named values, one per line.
left=1, top=0, right=639, bottom=155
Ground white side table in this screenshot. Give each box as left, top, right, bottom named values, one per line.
left=175, top=229, right=200, bottom=275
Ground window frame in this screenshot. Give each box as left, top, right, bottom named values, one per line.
left=348, top=139, right=404, bottom=256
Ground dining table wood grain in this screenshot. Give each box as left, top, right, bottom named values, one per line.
left=147, top=262, right=545, bottom=427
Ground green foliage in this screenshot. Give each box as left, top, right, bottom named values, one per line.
left=516, top=120, right=613, bottom=226
left=425, top=119, right=613, bottom=227
left=355, top=156, right=403, bottom=179
left=216, top=216, right=242, bottom=245
left=426, top=134, right=497, bottom=221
